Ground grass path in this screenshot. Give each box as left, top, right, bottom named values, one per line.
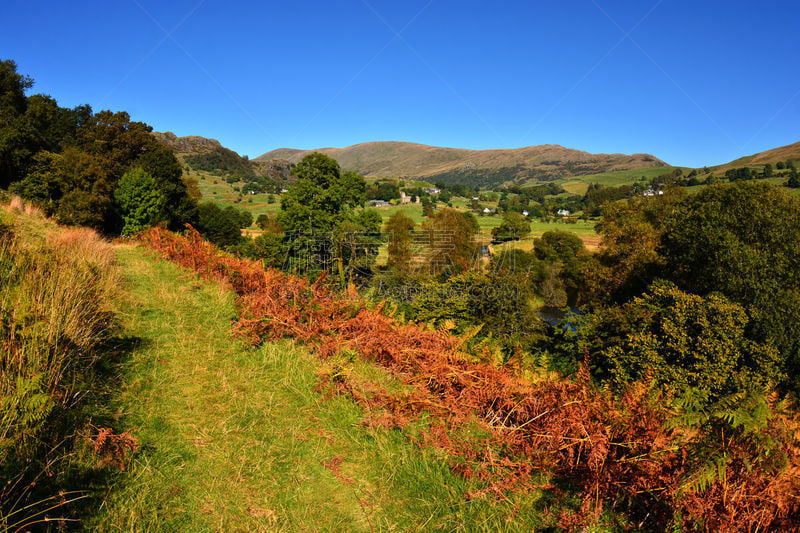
left=88, top=244, right=552, bottom=532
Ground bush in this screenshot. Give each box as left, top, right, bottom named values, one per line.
left=408, top=270, right=542, bottom=345
left=593, top=281, right=782, bottom=404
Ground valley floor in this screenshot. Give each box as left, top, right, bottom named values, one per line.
left=87, top=244, right=555, bottom=532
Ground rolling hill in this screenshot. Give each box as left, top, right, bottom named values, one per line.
left=256, top=141, right=667, bottom=187
left=714, top=140, right=800, bottom=171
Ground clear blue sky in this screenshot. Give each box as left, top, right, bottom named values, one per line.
left=2, top=0, right=798, bottom=167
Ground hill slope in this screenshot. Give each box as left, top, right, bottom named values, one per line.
left=715, top=140, right=800, bottom=170
left=256, top=141, right=667, bottom=187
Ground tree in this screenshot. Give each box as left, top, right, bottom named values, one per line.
left=8, top=151, right=63, bottom=212
left=136, top=143, right=198, bottom=230
left=660, top=182, right=800, bottom=390
left=332, top=209, right=382, bottom=284
left=229, top=233, right=286, bottom=268
left=582, top=191, right=683, bottom=304
left=492, top=211, right=531, bottom=242
left=1, top=61, right=195, bottom=234
left=114, top=168, right=166, bottom=236
left=56, top=190, right=106, bottom=229
left=787, top=169, right=800, bottom=188
left=226, top=207, right=252, bottom=228
left=764, top=163, right=773, bottom=177
left=595, top=281, right=781, bottom=405
left=278, top=153, right=366, bottom=273
left=196, top=202, right=243, bottom=247
left=422, top=208, right=480, bottom=275
left=534, top=230, right=584, bottom=263
left=385, top=210, right=415, bottom=272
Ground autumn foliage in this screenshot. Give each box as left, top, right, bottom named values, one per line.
left=140, top=226, right=800, bottom=530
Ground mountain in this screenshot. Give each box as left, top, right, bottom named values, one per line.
left=714, top=140, right=800, bottom=170
left=153, top=131, right=293, bottom=181
left=256, top=141, right=667, bottom=187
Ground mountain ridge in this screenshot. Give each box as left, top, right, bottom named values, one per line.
left=256, top=141, right=667, bottom=186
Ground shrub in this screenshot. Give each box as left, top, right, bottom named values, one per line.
left=593, top=281, right=782, bottom=404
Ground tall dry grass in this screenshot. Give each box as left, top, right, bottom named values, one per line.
left=0, top=212, right=120, bottom=530
left=7, top=196, right=41, bottom=217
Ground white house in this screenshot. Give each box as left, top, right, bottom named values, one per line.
left=642, top=189, right=664, bottom=197
left=522, top=210, right=529, bottom=217
left=557, top=209, right=570, bottom=216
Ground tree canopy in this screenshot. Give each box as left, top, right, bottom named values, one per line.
left=1, top=59, right=196, bottom=234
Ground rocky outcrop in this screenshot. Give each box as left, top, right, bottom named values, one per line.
left=251, top=158, right=294, bottom=181
left=152, top=131, right=223, bottom=154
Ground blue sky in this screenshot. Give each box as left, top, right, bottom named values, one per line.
left=2, top=0, right=798, bottom=167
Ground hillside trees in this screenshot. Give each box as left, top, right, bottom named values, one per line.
left=581, top=182, right=800, bottom=393
left=1, top=59, right=196, bottom=233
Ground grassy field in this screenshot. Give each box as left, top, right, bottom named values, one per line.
left=87, top=244, right=560, bottom=531
left=551, top=166, right=689, bottom=195
left=194, top=171, right=281, bottom=218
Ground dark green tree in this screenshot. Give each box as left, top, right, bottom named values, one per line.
left=196, top=202, right=244, bottom=247
left=592, top=281, right=781, bottom=406
left=660, top=182, right=800, bottom=389
left=277, top=153, right=366, bottom=272
left=114, top=168, right=166, bottom=236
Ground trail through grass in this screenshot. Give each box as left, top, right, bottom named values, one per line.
left=89, top=244, right=555, bottom=531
